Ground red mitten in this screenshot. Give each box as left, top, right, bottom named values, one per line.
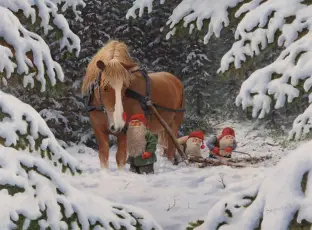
left=212, top=147, right=220, bottom=155
left=224, top=147, right=232, bottom=153
left=142, top=152, right=152, bottom=159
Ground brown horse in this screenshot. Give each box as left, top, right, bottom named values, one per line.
left=81, top=40, right=185, bottom=169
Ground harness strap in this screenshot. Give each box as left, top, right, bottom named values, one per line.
left=84, top=70, right=108, bottom=115
left=86, top=105, right=106, bottom=112
left=153, top=103, right=186, bottom=112
left=129, top=68, right=152, bottom=119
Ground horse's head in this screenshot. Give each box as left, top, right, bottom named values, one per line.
left=82, top=40, right=138, bottom=134
left=95, top=59, right=135, bottom=134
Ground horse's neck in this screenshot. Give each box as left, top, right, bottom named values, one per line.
left=129, top=72, right=148, bottom=94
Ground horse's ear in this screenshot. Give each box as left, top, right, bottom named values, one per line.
left=96, top=60, right=105, bottom=71
left=120, top=62, right=137, bottom=70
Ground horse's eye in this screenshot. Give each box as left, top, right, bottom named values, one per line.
left=103, top=86, right=108, bottom=91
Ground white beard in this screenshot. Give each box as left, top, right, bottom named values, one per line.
left=126, top=125, right=147, bottom=157
left=185, top=137, right=201, bottom=157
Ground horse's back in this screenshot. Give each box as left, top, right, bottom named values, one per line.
left=149, top=72, right=182, bottom=87
left=149, top=72, right=183, bottom=108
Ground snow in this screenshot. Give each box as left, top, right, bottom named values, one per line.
left=0, top=90, right=81, bottom=174
left=289, top=103, right=312, bottom=141
left=65, top=120, right=302, bottom=230
left=126, top=0, right=165, bottom=19
left=196, top=134, right=312, bottom=230
left=0, top=0, right=85, bottom=92
left=0, top=145, right=160, bottom=229
left=127, top=0, right=244, bottom=43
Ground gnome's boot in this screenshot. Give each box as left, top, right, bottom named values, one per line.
left=138, top=164, right=154, bottom=174
left=129, top=164, right=140, bottom=174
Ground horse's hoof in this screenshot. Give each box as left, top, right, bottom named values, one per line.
left=117, top=165, right=125, bottom=171
left=100, top=162, right=109, bottom=169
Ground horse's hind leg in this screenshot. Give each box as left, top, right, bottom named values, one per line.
left=166, top=120, right=180, bottom=162
left=116, top=133, right=127, bottom=170
left=158, top=131, right=168, bottom=157
left=167, top=112, right=184, bottom=162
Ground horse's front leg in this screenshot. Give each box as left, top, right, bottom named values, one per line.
left=93, top=126, right=110, bottom=169
left=116, top=132, right=127, bottom=170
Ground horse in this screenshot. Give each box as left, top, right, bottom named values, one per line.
left=81, top=40, right=185, bottom=169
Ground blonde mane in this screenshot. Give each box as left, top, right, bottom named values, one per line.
left=81, top=40, right=137, bottom=95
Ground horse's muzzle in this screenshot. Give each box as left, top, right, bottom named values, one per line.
left=109, top=125, right=125, bottom=134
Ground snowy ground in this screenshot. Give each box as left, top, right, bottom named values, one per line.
left=65, top=120, right=305, bottom=230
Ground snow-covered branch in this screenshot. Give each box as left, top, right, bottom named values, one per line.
left=196, top=140, right=312, bottom=229
left=127, top=0, right=248, bottom=43
left=0, top=145, right=161, bottom=229
left=235, top=32, right=312, bottom=119
left=0, top=0, right=85, bottom=92
left=218, top=0, right=310, bottom=72
left=289, top=104, right=312, bottom=141
left=126, top=0, right=165, bottom=19
left=0, top=90, right=81, bottom=174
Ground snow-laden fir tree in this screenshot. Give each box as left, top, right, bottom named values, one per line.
left=126, top=0, right=312, bottom=141
left=179, top=38, right=212, bottom=133
left=0, top=1, right=161, bottom=229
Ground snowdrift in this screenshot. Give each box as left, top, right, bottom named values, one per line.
left=196, top=139, right=312, bottom=230
left=0, top=145, right=161, bottom=229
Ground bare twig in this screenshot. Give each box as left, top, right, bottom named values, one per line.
left=232, top=150, right=252, bottom=159
left=266, top=142, right=278, bottom=146
left=217, top=173, right=226, bottom=189
left=166, top=197, right=176, bottom=211
left=124, top=182, right=130, bottom=189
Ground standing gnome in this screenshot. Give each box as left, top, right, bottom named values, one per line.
left=177, top=130, right=205, bottom=159
left=126, top=114, right=158, bottom=174
left=206, top=127, right=237, bottom=158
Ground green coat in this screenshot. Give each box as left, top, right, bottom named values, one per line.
left=127, top=130, right=158, bottom=167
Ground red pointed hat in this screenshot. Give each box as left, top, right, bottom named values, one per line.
left=218, top=127, right=235, bottom=140
left=128, top=113, right=147, bottom=126
left=188, top=130, right=205, bottom=149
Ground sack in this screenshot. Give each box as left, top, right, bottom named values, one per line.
left=219, top=135, right=235, bottom=157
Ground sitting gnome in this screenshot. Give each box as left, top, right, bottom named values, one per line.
left=206, top=127, right=237, bottom=158
left=177, top=130, right=205, bottom=160
left=126, top=114, right=158, bottom=174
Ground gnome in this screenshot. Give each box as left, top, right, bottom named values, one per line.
left=206, top=127, right=237, bottom=158
left=126, top=114, right=158, bottom=174
left=178, top=130, right=205, bottom=159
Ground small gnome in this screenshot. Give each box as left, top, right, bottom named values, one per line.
left=177, top=130, right=205, bottom=159
left=206, top=127, right=237, bottom=158
left=126, top=114, right=158, bottom=174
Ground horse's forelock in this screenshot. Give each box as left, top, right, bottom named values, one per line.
left=100, top=59, right=131, bottom=89
left=82, top=40, right=136, bottom=95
